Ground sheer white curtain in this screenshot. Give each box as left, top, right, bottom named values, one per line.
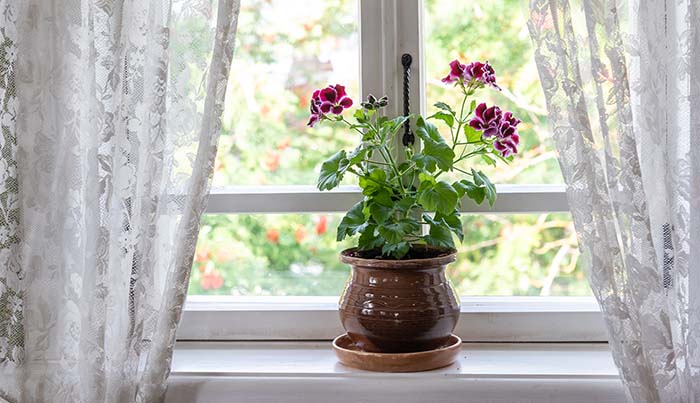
left=0, top=0, right=240, bottom=402
left=529, top=0, right=700, bottom=401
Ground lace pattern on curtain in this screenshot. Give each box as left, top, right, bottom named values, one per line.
left=0, top=0, right=22, bottom=366
left=528, top=0, right=700, bottom=401
left=0, top=0, right=241, bottom=402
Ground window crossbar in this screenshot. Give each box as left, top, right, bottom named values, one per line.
left=205, top=184, right=568, bottom=214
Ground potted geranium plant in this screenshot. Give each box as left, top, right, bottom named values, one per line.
left=308, top=60, right=521, bottom=359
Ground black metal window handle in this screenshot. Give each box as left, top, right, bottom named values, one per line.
left=401, top=53, right=414, bottom=146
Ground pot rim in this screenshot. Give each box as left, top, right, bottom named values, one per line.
left=340, top=246, right=457, bottom=270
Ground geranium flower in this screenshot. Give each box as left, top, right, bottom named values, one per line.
left=266, top=228, right=280, bottom=244
left=493, top=133, right=520, bottom=157
left=442, top=60, right=500, bottom=90
left=316, top=215, right=328, bottom=235
left=469, top=103, right=502, bottom=138
left=469, top=104, right=521, bottom=157
left=277, top=137, right=291, bottom=150
left=502, top=111, right=521, bottom=128
left=264, top=151, right=281, bottom=172
left=215, top=248, right=236, bottom=262
left=307, top=84, right=353, bottom=127
left=493, top=111, right=521, bottom=157
left=201, top=266, right=224, bottom=290
left=308, top=98, right=323, bottom=127
left=195, top=246, right=211, bottom=263
left=295, top=226, right=307, bottom=243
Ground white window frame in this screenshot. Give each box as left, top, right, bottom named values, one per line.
left=179, top=0, right=605, bottom=342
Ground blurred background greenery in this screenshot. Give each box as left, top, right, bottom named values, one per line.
left=188, top=0, right=591, bottom=297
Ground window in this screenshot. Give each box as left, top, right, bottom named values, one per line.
left=180, top=0, right=603, bottom=342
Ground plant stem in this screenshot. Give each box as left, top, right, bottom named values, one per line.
left=451, top=166, right=472, bottom=176
left=364, top=159, right=391, bottom=166
left=340, top=116, right=405, bottom=191
left=340, top=117, right=366, bottom=138
left=452, top=91, right=470, bottom=151
left=454, top=147, right=487, bottom=164
left=380, top=144, right=406, bottom=194
left=455, top=140, right=486, bottom=146
left=398, top=162, right=416, bottom=177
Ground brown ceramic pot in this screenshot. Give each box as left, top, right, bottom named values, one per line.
left=338, top=247, right=460, bottom=353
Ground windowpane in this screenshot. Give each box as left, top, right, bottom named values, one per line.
left=189, top=1, right=588, bottom=302
left=189, top=213, right=590, bottom=297
left=213, top=0, right=359, bottom=186
left=424, top=0, right=564, bottom=184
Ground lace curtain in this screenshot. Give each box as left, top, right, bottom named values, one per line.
left=0, top=0, right=241, bottom=402
left=529, top=0, right=700, bottom=401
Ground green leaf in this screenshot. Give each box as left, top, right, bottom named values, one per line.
left=395, top=196, right=416, bottom=214
left=471, top=169, right=497, bottom=207
left=377, top=220, right=420, bottom=244
left=317, top=150, right=349, bottom=191
left=424, top=225, right=455, bottom=249
left=436, top=211, right=464, bottom=242
left=359, top=168, right=387, bottom=196
left=377, top=223, right=404, bottom=244
left=415, top=116, right=447, bottom=144
left=414, top=117, right=455, bottom=172
left=347, top=144, right=368, bottom=165
left=418, top=172, right=436, bottom=185
left=463, top=126, right=482, bottom=143
left=452, top=181, right=466, bottom=198
left=380, top=115, right=410, bottom=140
left=369, top=202, right=393, bottom=224
left=358, top=225, right=384, bottom=251
left=417, top=180, right=459, bottom=215
left=354, top=109, right=368, bottom=124
left=422, top=213, right=455, bottom=249
left=337, top=201, right=367, bottom=241
left=428, top=111, right=454, bottom=128
left=469, top=100, right=477, bottom=115
left=455, top=179, right=485, bottom=204
left=373, top=188, right=394, bottom=207
left=434, top=102, right=456, bottom=115
left=382, top=241, right=410, bottom=259
left=481, top=154, right=496, bottom=166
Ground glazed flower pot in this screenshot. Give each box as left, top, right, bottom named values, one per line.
left=338, top=247, right=460, bottom=353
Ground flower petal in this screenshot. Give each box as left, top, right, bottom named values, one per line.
left=307, top=114, right=321, bottom=127
left=339, top=97, right=353, bottom=108
left=448, top=59, right=465, bottom=76
left=320, top=87, right=337, bottom=103
left=441, top=75, right=457, bottom=84
left=334, top=84, right=347, bottom=98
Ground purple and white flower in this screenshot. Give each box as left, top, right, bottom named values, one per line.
left=441, top=60, right=500, bottom=90
left=468, top=102, right=502, bottom=138
left=307, top=84, right=353, bottom=127
left=469, top=103, right=521, bottom=157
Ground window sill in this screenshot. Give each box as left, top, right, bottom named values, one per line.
left=165, top=341, right=624, bottom=403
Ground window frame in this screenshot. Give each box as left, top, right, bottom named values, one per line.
left=180, top=0, right=602, bottom=343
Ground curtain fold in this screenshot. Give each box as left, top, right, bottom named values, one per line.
left=0, top=0, right=241, bottom=402
left=528, top=0, right=700, bottom=401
